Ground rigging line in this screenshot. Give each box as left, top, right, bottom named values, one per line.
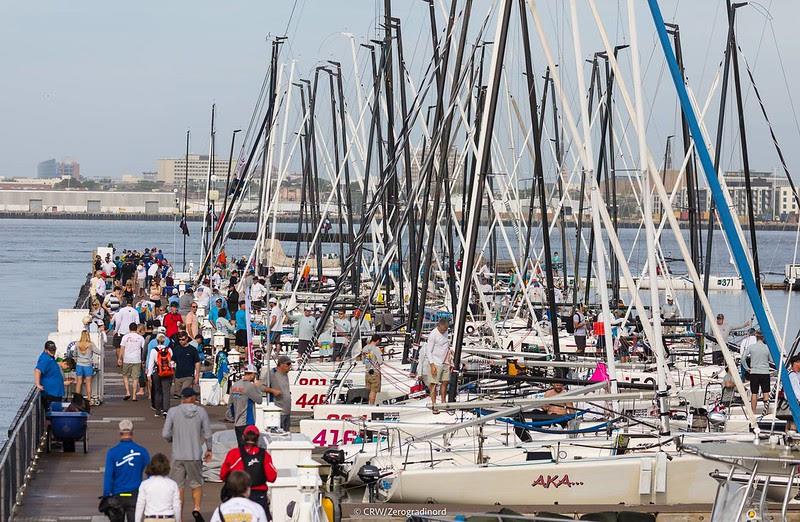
left=767, top=15, right=800, bottom=141
left=737, top=47, right=800, bottom=209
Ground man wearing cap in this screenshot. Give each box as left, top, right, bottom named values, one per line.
left=707, top=313, right=751, bottom=365
left=229, top=365, right=264, bottom=445
left=163, top=388, right=212, bottom=521
left=251, top=277, right=268, bottom=311
left=741, top=331, right=774, bottom=414
left=163, top=302, right=183, bottom=339
left=662, top=296, right=678, bottom=320
left=146, top=330, right=172, bottom=415
left=296, top=306, right=318, bottom=357
left=267, top=298, right=283, bottom=352
left=103, top=419, right=150, bottom=522
left=219, top=425, right=277, bottom=516
left=208, top=296, right=225, bottom=326
left=35, top=340, right=65, bottom=407
left=264, top=355, right=292, bottom=431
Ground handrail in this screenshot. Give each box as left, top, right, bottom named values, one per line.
left=0, top=386, right=44, bottom=521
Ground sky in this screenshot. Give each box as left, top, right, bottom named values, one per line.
left=1, top=0, right=799, bottom=181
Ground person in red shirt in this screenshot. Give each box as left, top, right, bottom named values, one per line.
left=163, top=302, right=183, bottom=338
left=220, top=425, right=278, bottom=517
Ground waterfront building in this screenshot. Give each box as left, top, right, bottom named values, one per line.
left=37, top=159, right=58, bottom=179
left=156, top=154, right=234, bottom=196
left=0, top=189, right=177, bottom=215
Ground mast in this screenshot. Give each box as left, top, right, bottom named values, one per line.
left=450, top=0, right=513, bottom=401
left=199, top=104, right=216, bottom=276
left=182, top=130, right=190, bottom=271
left=550, top=75, right=569, bottom=287
left=518, top=0, right=561, bottom=363
left=729, top=0, right=761, bottom=294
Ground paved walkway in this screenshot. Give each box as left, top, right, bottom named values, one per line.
left=14, top=340, right=228, bottom=521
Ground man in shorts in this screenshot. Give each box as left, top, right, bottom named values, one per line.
left=296, top=306, right=317, bottom=357
left=423, top=318, right=453, bottom=410
left=741, top=331, right=773, bottom=414
left=267, top=298, right=283, bottom=352
left=118, top=322, right=145, bottom=401
left=163, top=388, right=212, bottom=521
left=361, top=335, right=383, bottom=405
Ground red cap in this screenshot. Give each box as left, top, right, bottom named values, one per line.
left=243, top=425, right=260, bottom=437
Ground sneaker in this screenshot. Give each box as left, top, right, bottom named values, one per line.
left=154, top=411, right=162, bottom=417
left=192, top=510, right=205, bottom=522
left=161, top=411, right=167, bottom=418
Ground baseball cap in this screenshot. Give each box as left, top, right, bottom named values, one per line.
left=244, top=364, right=257, bottom=374
left=172, top=288, right=178, bottom=295
left=269, top=297, right=277, bottom=304
left=157, top=326, right=167, bottom=334
left=304, top=305, right=312, bottom=311
left=277, top=355, right=292, bottom=366
left=243, top=425, right=260, bottom=437
left=216, top=296, right=223, bottom=302
left=181, top=387, right=199, bottom=398
left=119, top=419, right=133, bottom=432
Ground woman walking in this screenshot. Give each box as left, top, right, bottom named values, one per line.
left=74, top=330, right=100, bottom=402
left=135, top=453, right=181, bottom=522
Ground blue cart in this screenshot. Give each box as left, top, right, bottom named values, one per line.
left=46, top=404, right=89, bottom=453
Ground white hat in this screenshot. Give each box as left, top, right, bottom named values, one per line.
left=269, top=297, right=277, bottom=304
left=157, top=326, right=167, bottom=334
left=244, top=364, right=257, bottom=374
left=172, top=288, right=178, bottom=295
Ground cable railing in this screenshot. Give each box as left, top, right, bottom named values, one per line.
left=0, top=386, right=43, bottom=521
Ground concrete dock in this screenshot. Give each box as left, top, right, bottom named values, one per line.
left=14, top=340, right=226, bottom=521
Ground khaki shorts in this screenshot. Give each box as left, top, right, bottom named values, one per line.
left=170, top=459, right=203, bottom=489
left=365, top=371, right=381, bottom=393
left=121, top=363, right=141, bottom=380
left=429, top=363, right=451, bottom=385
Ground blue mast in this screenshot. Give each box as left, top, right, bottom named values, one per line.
left=646, top=0, right=800, bottom=427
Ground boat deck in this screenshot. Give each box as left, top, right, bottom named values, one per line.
left=14, top=339, right=229, bottom=521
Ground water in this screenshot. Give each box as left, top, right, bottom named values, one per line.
left=2, top=218, right=800, bottom=436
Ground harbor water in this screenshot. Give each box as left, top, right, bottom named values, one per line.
left=2, top=218, right=800, bottom=437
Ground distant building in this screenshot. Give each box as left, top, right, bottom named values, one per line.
left=0, top=190, right=176, bottom=214
left=38, top=158, right=80, bottom=180
left=37, top=159, right=58, bottom=179
left=58, top=159, right=80, bottom=179
left=142, top=171, right=157, bottom=182
left=157, top=154, right=234, bottom=196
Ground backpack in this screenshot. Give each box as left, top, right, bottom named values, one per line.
left=156, top=348, right=174, bottom=378
left=565, top=310, right=576, bottom=334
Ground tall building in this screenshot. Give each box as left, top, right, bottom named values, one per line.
left=37, top=158, right=80, bottom=179
left=57, top=159, right=80, bottom=179
left=157, top=154, right=234, bottom=197
left=37, top=159, right=58, bottom=179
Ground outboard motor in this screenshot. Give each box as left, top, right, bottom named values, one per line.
left=357, top=462, right=381, bottom=503
left=322, top=448, right=346, bottom=488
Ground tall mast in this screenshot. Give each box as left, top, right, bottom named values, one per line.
left=450, top=0, right=514, bottom=401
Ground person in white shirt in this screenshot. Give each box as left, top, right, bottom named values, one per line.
left=118, top=324, right=145, bottom=400
left=113, top=301, right=141, bottom=337
left=135, top=453, right=181, bottom=522
left=94, top=271, right=107, bottom=298
left=250, top=278, right=268, bottom=310
left=333, top=310, right=351, bottom=362
left=211, top=269, right=222, bottom=289
left=281, top=275, right=292, bottom=293
left=788, top=356, right=800, bottom=414
left=135, top=262, right=147, bottom=297
left=423, top=317, right=453, bottom=409
left=661, top=296, right=678, bottom=320
left=102, top=256, right=116, bottom=277
left=195, top=282, right=211, bottom=310
left=146, top=262, right=159, bottom=284
left=268, top=298, right=284, bottom=352
left=210, top=471, right=269, bottom=522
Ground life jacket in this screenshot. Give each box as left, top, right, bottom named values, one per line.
left=156, top=348, right=174, bottom=378
left=240, top=446, right=267, bottom=486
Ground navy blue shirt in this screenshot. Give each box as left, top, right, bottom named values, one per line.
left=103, top=439, right=150, bottom=496
left=36, top=351, right=64, bottom=399
left=172, top=342, right=200, bottom=379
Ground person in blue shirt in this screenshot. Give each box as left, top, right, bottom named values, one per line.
left=35, top=341, right=65, bottom=407
left=103, top=419, right=150, bottom=522
left=235, top=300, right=248, bottom=350
left=208, top=296, right=225, bottom=325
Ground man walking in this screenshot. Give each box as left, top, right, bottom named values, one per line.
left=146, top=332, right=173, bottom=416
left=264, top=355, right=292, bottom=431
left=229, top=364, right=264, bottom=445
left=163, top=388, right=213, bottom=522
left=423, top=318, right=452, bottom=409
left=103, top=420, right=150, bottom=522
left=117, top=323, right=145, bottom=401
left=172, top=332, right=201, bottom=397
left=741, top=331, right=774, bottom=414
